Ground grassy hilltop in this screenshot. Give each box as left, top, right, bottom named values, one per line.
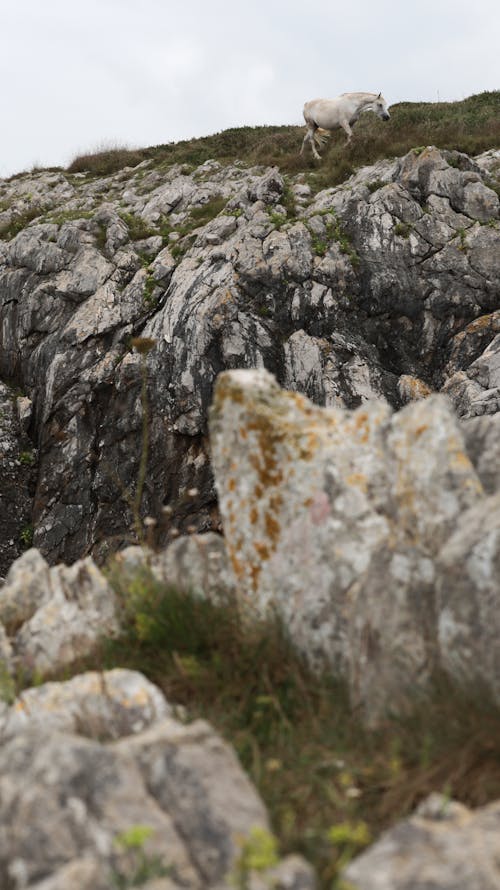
left=68, top=90, right=500, bottom=188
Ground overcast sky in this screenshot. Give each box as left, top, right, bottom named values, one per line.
left=1, top=0, right=498, bottom=178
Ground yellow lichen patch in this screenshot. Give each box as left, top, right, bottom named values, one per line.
left=228, top=478, right=236, bottom=492
left=449, top=449, right=474, bottom=471
left=346, top=473, right=368, bottom=493
left=414, top=424, right=429, bottom=438
left=265, top=512, right=281, bottom=545
left=250, top=563, right=261, bottom=591
left=250, top=507, right=259, bottom=525
left=254, top=541, right=271, bottom=561
left=349, top=412, right=371, bottom=444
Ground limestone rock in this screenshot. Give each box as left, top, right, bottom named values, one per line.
left=1, top=145, right=500, bottom=567
left=436, top=493, right=500, bottom=700
left=344, top=793, right=500, bottom=890
left=114, top=532, right=236, bottom=604
left=0, top=383, right=35, bottom=578
left=0, top=669, right=172, bottom=739
left=0, top=700, right=307, bottom=889
left=210, top=368, right=491, bottom=721
left=0, top=549, right=119, bottom=677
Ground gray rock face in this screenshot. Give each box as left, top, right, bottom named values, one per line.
left=1, top=147, right=499, bottom=566
left=0, top=383, right=35, bottom=577
left=0, top=670, right=313, bottom=890
left=209, top=368, right=500, bottom=722
left=344, top=793, right=500, bottom=890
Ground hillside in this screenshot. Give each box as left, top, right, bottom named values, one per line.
left=64, top=89, right=500, bottom=187
left=0, top=92, right=500, bottom=889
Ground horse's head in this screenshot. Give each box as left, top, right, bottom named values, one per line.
left=374, top=93, right=390, bottom=121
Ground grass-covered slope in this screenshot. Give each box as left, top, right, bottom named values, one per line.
left=67, top=90, right=500, bottom=188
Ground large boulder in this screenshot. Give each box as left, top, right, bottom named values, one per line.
left=209, top=368, right=499, bottom=721
left=344, top=793, right=500, bottom=890
left=0, top=670, right=315, bottom=889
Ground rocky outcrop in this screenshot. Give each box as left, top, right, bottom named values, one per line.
left=0, top=383, right=35, bottom=575
left=0, top=669, right=314, bottom=890
left=0, top=547, right=119, bottom=678
left=209, top=367, right=500, bottom=722
left=1, top=147, right=499, bottom=570
left=344, top=793, right=500, bottom=890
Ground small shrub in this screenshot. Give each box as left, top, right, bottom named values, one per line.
left=366, top=180, right=385, bottom=193
left=112, top=824, right=171, bottom=888
left=393, top=222, right=412, bottom=238
left=231, top=826, right=279, bottom=888
left=119, top=212, right=156, bottom=242
left=19, top=525, right=34, bottom=548
left=19, top=450, right=35, bottom=466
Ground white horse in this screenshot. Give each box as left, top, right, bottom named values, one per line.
left=300, top=92, right=390, bottom=159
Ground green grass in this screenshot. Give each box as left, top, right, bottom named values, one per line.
left=47, top=562, right=500, bottom=889
left=63, top=91, right=500, bottom=191
left=0, top=206, right=45, bottom=240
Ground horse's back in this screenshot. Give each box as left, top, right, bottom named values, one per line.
left=303, top=97, right=344, bottom=129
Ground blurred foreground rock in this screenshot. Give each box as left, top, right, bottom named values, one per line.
left=0, top=670, right=314, bottom=890
left=0, top=548, right=118, bottom=678
left=210, top=368, right=500, bottom=723
left=344, top=793, right=500, bottom=890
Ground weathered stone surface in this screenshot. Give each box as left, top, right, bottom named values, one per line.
left=343, top=793, right=500, bottom=889
left=0, top=383, right=35, bottom=578
left=1, top=145, right=500, bottom=567
left=0, top=548, right=118, bottom=677
left=436, top=493, right=500, bottom=700
left=0, top=669, right=172, bottom=739
left=461, top=412, right=500, bottom=494
left=115, top=531, right=236, bottom=603
left=0, top=696, right=307, bottom=889
left=210, top=368, right=494, bottom=721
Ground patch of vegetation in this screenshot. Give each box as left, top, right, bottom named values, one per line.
left=456, top=227, right=469, bottom=251
left=393, top=221, right=412, bottom=238
left=231, top=826, right=279, bottom=888
left=19, top=524, right=34, bottom=548
left=18, top=450, right=35, bottom=466
left=142, top=274, right=160, bottom=310
left=366, top=180, right=385, bottom=193
left=267, top=209, right=288, bottom=229
left=308, top=211, right=359, bottom=266
left=112, top=824, right=172, bottom=888
left=0, top=206, right=44, bottom=240
left=46, top=209, right=94, bottom=226
left=119, top=212, right=157, bottom=242
left=188, top=194, right=227, bottom=224
left=67, top=146, right=146, bottom=176
left=53, top=564, right=500, bottom=889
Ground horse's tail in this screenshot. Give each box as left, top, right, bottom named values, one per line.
left=314, top=128, right=331, bottom=148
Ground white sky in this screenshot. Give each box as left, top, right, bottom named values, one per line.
left=1, top=0, right=499, bottom=177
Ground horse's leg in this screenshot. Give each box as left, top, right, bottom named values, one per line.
left=300, top=125, right=322, bottom=159
left=310, top=127, right=322, bottom=160
left=340, top=120, right=353, bottom=145
left=299, top=128, right=310, bottom=155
